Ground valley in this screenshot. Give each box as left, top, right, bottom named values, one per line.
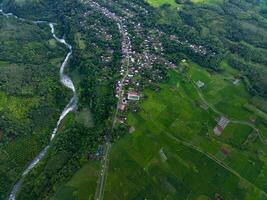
left=0, top=0, right=267, bottom=199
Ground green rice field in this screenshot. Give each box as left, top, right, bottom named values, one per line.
left=103, top=64, right=267, bottom=200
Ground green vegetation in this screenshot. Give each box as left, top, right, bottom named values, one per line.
left=17, top=115, right=101, bottom=200
left=1, top=0, right=121, bottom=198
left=153, top=0, right=267, bottom=98
left=145, top=0, right=177, bottom=7
left=104, top=68, right=267, bottom=199
left=53, top=161, right=100, bottom=200
left=1, top=0, right=267, bottom=199
left=190, top=0, right=222, bottom=4
left=0, top=13, right=70, bottom=199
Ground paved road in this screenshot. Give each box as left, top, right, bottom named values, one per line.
left=94, top=142, right=111, bottom=200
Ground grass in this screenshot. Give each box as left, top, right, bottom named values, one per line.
left=75, top=107, right=94, bottom=128
left=0, top=14, right=67, bottom=199
left=103, top=67, right=267, bottom=200
left=220, top=123, right=253, bottom=146
left=53, top=161, right=100, bottom=200
left=0, top=91, right=40, bottom=122
left=188, top=62, right=254, bottom=121
left=185, top=61, right=267, bottom=145
left=75, top=33, right=86, bottom=50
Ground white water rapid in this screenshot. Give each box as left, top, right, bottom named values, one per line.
left=0, top=9, right=77, bottom=200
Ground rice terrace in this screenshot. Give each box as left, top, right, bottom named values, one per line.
left=0, top=0, right=267, bottom=199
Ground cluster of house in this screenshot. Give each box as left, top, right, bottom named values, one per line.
left=169, top=34, right=209, bottom=55
left=128, top=1, right=148, bottom=15
left=83, top=0, right=178, bottom=125
left=105, top=49, right=115, bottom=62
left=86, top=0, right=123, bottom=23
left=118, top=91, right=140, bottom=112
left=138, top=30, right=178, bottom=70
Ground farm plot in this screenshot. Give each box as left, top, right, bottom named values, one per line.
left=104, top=70, right=267, bottom=200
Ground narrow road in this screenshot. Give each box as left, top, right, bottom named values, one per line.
left=94, top=142, right=111, bottom=200
left=95, top=39, right=130, bottom=200
left=94, top=42, right=130, bottom=200
left=186, top=75, right=267, bottom=145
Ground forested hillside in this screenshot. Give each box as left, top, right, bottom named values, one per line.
left=1, top=0, right=121, bottom=198
left=147, top=0, right=267, bottom=98
left=0, top=10, right=70, bottom=198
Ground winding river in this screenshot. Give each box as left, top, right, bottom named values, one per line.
left=0, top=8, right=77, bottom=200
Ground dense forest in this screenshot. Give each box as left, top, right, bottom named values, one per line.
left=0, top=11, right=70, bottom=198
left=0, top=0, right=121, bottom=198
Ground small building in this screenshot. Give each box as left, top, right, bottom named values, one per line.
left=159, top=148, right=167, bottom=162
left=129, top=127, right=135, bottom=133
left=118, top=103, right=126, bottom=111
left=214, top=126, right=223, bottom=136
left=221, top=146, right=230, bottom=156
left=122, top=98, right=128, bottom=104
left=218, top=117, right=229, bottom=129
left=87, top=145, right=103, bottom=160
left=214, top=117, right=230, bottom=136
left=196, top=80, right=205, bottom=88
left=233, top=79, right=240, bottom=85
left=127, top=92, right=140, bottom=101
left=200, top=103, right=209, bottom=111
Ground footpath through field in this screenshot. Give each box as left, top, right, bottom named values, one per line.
left=148, top=114, right=267, bottom=196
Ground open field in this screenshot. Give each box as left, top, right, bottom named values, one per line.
left=185, top=60, right=267, bottom=141
left=103, top=66, right=267, bottom=199
left=188, top=62, right=253, bottom=121
left=53, top=161, right=100, bottom=200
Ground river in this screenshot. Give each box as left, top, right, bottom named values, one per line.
left=0, top=8, right=77, bottom=200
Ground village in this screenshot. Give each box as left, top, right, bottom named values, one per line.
left=80, top=0, right=217, bottom=127
left=82, top=0, right=237, bottom=169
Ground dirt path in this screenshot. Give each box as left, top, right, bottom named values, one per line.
left=186, top=75, right=267, bottom=145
